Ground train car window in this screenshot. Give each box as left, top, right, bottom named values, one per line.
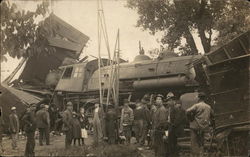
left=62, top=67, right=73, bottom=79
left=73, top=66, right=84, bottom=78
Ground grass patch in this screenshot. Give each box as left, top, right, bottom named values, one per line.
left=48, top=144, right=140, bottom=157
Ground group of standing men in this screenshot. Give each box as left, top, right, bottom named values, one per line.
left=119, top=92, right=214, bottom=157
left=4, top=103, right=51, bottom=157
left=118, top=93, right=186, bottom=157
left=0, top=90, right=214, bottom=157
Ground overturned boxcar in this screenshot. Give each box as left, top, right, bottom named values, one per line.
left=194, top=31, right=250, bottom=156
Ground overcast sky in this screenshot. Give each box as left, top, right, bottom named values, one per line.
left=1, top=0, right=203, bottom=81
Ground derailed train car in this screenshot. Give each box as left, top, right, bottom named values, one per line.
left=194, top=31, right=250, bottom=156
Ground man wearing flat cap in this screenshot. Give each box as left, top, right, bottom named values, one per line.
left=9, top=106, right=19, bottom=150
left=62, top=101, right=74, bottom=149
left=186, top=92, right=215, bottom=157
left=153, top=94, right=168, bottom=157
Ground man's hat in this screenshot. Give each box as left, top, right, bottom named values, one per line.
left=166, top=92, right=175, bottom=100
left=72, top=112, right=77, bottom=115
left=66, top=101, right=73, bottom=106
left=11, top=106, right=16, bottom=110
left=141, top=98, right=149, bottom=104
left=40, top=104, right=45, bottom=108
left=156, top=94, right=164, bottom=99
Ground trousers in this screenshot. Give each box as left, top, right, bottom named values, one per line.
left=65, top=129, right=72, bottom=149
left=11, top=133, right=18, bottom=149
left=93, top=119, right=103, bottom=145
left=154, top=129, right=168, bottom=157
left=24, top=131, right=35, bottom=157
left=168, top=129, right=178, bottom=157
left=190, top=129, right=205, bottom=157
left=38, top=128, right=50, bottom=145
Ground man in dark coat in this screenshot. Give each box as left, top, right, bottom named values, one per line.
left=168, top=99, right=186, bottom=157
left=72, top=112, right=81, bottom=146
left=153, top=94, right=168, bottom=157
left=9, top=106, right=20, bottom=150
left=105, top=104, right=118, bottom=144
left=62, top=101, right=74, bottom=149
left=36, top=104, right=50, bottom=146
left=186, top=92, right=215, bottom=157
left=22, top=104, right=37, bottom=157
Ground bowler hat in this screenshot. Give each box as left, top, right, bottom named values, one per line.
left=166, top=92, right=175, bottom=100
left=156, top=94, right=164, bottom=99
left=66, top=101, right=73, bottom=106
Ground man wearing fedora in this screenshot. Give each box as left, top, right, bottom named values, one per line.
left=62, top=101, right=74, bottom=149
left=9, top=106, right=19, bottom=150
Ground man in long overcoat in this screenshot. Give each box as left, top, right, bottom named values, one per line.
left=153, top=94, right=168, bottom=157
left=22, top=104, right=37, bottom=157
left=168, top=100, right=186, bottom=157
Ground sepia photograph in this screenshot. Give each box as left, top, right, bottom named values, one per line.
left=0, top=0, right=249, bottom=156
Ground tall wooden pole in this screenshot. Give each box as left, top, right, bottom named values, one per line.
left=97, top=0, right=103, bottom=106
left=116, top=29, right=120, bottom=107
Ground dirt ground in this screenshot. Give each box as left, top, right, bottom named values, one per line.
left=1, top=133, right=154, bottom=157
left=1, top=133, right=94, bottom=156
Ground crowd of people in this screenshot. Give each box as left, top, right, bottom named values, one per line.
left=0, top=91, right=214, bottom=157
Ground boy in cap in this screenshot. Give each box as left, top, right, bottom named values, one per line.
left=9, top=106, right=19, bottom=150
left=120, top=99, right=134, bottom=144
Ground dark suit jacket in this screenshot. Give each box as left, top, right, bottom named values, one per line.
left=170, top=107, right=186, bottom=137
